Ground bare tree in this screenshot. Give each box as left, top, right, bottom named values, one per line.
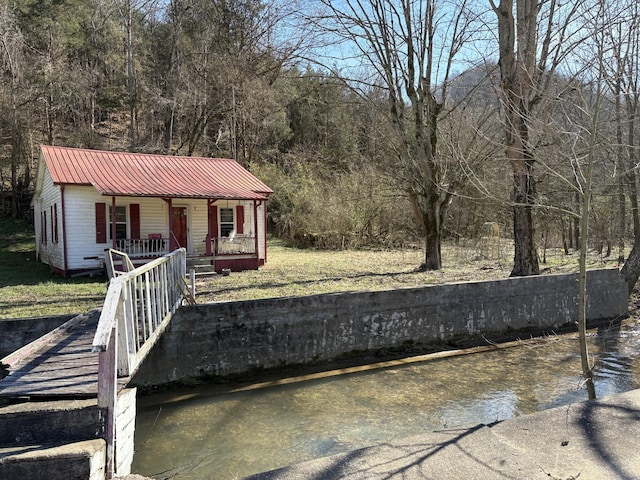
left=536, top=0, right=630, bottom=399
left=600, top=0, right=640, bottom=265
left=0, top=3, right=27, bottom=218
left=142, top=0, right=298, bottom=158
left=613, top=1, right=640, bottom=293
left=490, top=0, right=582, bottom=276
left=314, top=0, right=486, bottom=270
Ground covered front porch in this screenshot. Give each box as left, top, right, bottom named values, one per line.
left=102, top=195, right=267, bottom=273
left=113, top=234, right=260, bottom=272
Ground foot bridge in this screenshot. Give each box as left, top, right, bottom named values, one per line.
left=0, top=248, right=194, bottom=479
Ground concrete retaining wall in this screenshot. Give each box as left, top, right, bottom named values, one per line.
left=0, top=389, right=136, bottom=479
left=0, top=314, right=75, bottom=358
left=0, top=399, right=103, bottom=446
left=132, top=268, right=629, bottom=387
left=115, top=388, right=137, bottom=475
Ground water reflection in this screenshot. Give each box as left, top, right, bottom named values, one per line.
left=132, top=319, right=640, bottom=480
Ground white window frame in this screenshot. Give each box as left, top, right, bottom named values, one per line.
left=219, top=207, right=235, bottom=237
left=108, top=205, right=128, bottom=241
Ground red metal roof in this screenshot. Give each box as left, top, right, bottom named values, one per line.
left=40, top=145, right=273, bottom=200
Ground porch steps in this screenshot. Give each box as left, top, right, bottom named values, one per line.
left=0, top=399, right=106, bottom=480
left=187, top=256, right=217, bottom=276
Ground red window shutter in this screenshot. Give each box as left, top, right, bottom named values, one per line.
left=95, top=203, right=106, bottom=243
left=236, top=205, right=244, bottom=234
left=209, top=205, right=218, bottom=237
left=130, top=204, right=141, bottom=239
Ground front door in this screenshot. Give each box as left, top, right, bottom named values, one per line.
left=171, top=207, right=188, bottom=250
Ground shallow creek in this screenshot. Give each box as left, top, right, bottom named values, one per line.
left=132, top=319, right=640, bottom=480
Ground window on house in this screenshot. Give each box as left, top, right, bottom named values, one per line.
left=108, top=205, right=128, bottom=240
left=220, top=208, right=234, bottom=237
left=42, top=211, right=47, bottom=244
left=51, top=204, right=59, bottom=243
left=54, top=204, right=59, bottom=243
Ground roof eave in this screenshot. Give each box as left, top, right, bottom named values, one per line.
left=97, top=191, right=269, bottom=201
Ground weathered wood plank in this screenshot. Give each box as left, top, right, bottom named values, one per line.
left=0, top=310, right=102, bottom=398
left=97, top=325, right=117, bottom=479
left=1, top=311, right=95, bottom=369
left=93, top=279, right=123, bottom=351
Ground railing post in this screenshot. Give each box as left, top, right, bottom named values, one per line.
left=97, top=325, right=117, bottom=479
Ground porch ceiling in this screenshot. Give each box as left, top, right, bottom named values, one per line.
left=42, top=145, right=272, bottom=200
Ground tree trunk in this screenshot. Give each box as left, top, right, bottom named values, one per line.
left=578, top=219, right=597, bottom=400
left=510, top=148, right=539, bottom=276
left=424, top=231, right=441, bottom=270
left=11, top=133, right=19, bottom=219
left=578, top=160, right=596, bottom=400
left=617, top=172, right=626, bottom=263
left=493, top=0, right=540, bottom=277
left=628, top=125, right=640, bottom=240
left=409, top=190, right=444, bottom=271
left=616, top=85, right=626, bottom=264
left=126, top=0, right=137, bottom=148
left=573, top=192, right=581, bottom=249
left=511, top=198, right=539, bottom=275
left=10, top=58, right=21, bottom=218
left=621, top=242, right=640, bottom=294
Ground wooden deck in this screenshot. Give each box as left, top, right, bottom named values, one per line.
left=0, top=310, right=127, bottom=401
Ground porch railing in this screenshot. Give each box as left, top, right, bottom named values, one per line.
left=115, top=237, right=168, bottom=258
left=215, top=235, right=256, bottom=255
left=92, top=248, right=188, bottom=478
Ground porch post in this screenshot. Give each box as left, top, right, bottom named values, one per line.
left=111, top=196, right=117, bottom=249
left=167, top=198, right=177, bottom=252
left=61, top=186, right=68, bottom=275
left=162, top=197, right=176, bottom=252
left=167, top=198, right=174, bottom=251
left=263, top=198, right=268, bottom=263
left=206, top=200, right=213, bottom=256
left=253, top=200, right=259, bottom=258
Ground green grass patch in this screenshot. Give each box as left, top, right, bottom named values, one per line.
left=0, top=217, right=107, bottom=319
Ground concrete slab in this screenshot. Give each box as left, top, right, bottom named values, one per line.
left=0, top=439, right=106, bottom=480
left=245, top=425, right=548, bottom=480
left=0, top=398, right=101, bottom=446
left=244, top=390, right=640, bottom=480
left=489, top=389, right=640, bottom=480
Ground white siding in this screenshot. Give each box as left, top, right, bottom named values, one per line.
left=64, top=189, right=176, bottom=270
left=189, top=200, right=209, bottom=255
left=35, top=168, right=64, bottom=271
left=63, top=186, right=109, bottom=270
left=36, top=172, right=269, bottom=271
left=139, top=199, right=169, bottom=239
left=63, top=192, right=219, bottom=269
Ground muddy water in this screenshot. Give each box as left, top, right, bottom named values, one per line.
left=132, top=320, right=640, bottom=480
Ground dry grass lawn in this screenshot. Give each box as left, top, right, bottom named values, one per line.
left=193, top=238, right=612, bottom=303
left=0, top=221, right=615, bottom=318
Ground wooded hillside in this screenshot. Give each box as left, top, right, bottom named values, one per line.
left=2, top=0, right=640, bottom=277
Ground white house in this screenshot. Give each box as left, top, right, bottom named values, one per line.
left=32, top=145, right=273, bottom=276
